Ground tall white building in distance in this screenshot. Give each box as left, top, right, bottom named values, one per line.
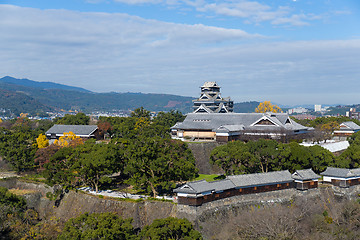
left=314, top=105, right=322, bottom=112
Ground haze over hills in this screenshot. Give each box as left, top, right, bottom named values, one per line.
left=0, top=76, right=194, bottom=115
left=0, top=76, right=264, bottom=116
left=0, top=76, right=90, bottom=93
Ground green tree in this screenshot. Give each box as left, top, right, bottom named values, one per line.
left=153, top=110, right=185, bottom=129
left=58, top=212, right=136, bottom=240
left=336, top=144, right=360, bottom=168
left=248, top=139, right=280, bottom=173
left=72, top=141, right=126, bottom=193
left=320, top=121, right=340, bottom=142
left=307, top=145, right=335, bottom=173
left=139, top=217, right=202, bottom=240
left=0, top=127, right=37, bottom=172
left=56, top=112, right=90, bottom=125
left=131, top=107, right=151, bottom=119
left=43, top=147, right=76, bottom=188
left=210, top=141, right=254, bottom=175
left=0, top=187, right=27, bottom=237
left=280, top=142, right=313, bottom=172
left=125, top=137, right=198, bottom=197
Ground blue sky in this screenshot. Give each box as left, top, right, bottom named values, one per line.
left=1, top=0, right=360, bottom=106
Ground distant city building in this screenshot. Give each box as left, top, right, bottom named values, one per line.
left=346, top=108, right=360, bottom=120
left=291, top=114, right=317, bottom=120
left=192, top=82, right=233, bottom=113
left=314, top=104, right=322, bottom=112
left=287, top=107, right=308, bottom=115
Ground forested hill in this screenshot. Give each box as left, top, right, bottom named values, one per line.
left=0, top=76, right=90, bottom=92
left=0, top=89, right=52, bottom=115
left=0, top=76, right=262, bottom=115
left=233, top=101, right=260, bottom=113
left=0, top=76, right=194, bottom=114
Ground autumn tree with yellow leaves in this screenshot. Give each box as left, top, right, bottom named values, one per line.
left=54, top=131, right=82, bottom=147
left=36, top=134, right=49, bottom=148
left=255, top=101, right=283, bottom=113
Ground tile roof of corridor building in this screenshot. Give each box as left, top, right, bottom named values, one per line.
left=292, top=169, right=320, bottom=181
left=321, top=167, right=360, bottom=178
left=227, top=170, right=293, bottom=188
left=45, top=124, right=98, bottom=137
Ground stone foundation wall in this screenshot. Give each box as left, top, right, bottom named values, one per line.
left=187, top=142, right=223, bottom=174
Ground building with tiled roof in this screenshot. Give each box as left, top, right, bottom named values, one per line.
left=171, top=112, right=310, bottom=142
left=333, top=121, right=360, bottom=137
left=45, top=124, right=100, bottom=140
left=321, top=167, right=360, bottom=188
left=292, top=169, right=320, bottom=190
left=174, top=170, right=298, bottom=206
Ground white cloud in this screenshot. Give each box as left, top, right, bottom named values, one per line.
left=108, top=0, right=323, bottom=27
left=113, top=0, right=163, bottom=4
left=1, top=4, right=360, bottom=105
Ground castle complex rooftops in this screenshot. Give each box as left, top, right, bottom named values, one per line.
left=172, top=112, right=308, bottom=133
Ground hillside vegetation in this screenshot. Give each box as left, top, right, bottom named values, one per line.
left=0, top=76, right=193, bottom=113
left=0, top=88, right=52, bottom=116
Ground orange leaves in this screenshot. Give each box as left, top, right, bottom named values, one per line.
left=255, top=101, right=283, bottom=113
left=54, top=131, right=83, bottom=147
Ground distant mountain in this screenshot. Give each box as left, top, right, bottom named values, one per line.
left=0, top=77, right=265, bottom=115
left=0, top=89, right=52, bottom=116
left=0, top=76, right=91, bottom=93
left=233, top=101, right=260, bottom=113
left=0, top=76, right=193, bottom=114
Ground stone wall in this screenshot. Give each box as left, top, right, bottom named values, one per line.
left=187, top=142, right=224, bottom=174
left=0, top=179, right=176, bottom=228
left=1, top=179, right=360, bottom=230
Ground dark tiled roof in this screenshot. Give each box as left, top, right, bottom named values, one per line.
left=321, top=167, right=360, bottom=178
left=227, top=170, right=293, bottom=188
left=341, top=121, right=360, bottom=131
left=172, top=113, right=308, bottom=132
left=173, top=179, right=235, bottom=194
left=292, top=169, right=320, bottom=180
left=45, top=124, right=98, bottom=136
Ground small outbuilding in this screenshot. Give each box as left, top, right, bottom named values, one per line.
left=292, top=169, right=320, bottom=190
left=321, top=167, right=360, bottom=188
left=334, top=121, right=360, bottom=137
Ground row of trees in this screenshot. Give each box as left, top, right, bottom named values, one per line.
left=40, top=137, right=197, bottom=197
left=0, top=109, right=192, bottom=197
left=210, top=139, right=335, bottom=175
left=211, top=131, right=360, bottom=175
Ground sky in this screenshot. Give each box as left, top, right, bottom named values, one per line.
left=1, top=0, right=360, bottom=106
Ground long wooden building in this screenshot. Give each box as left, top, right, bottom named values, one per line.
left=174, top=170, right=320, bottom=206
